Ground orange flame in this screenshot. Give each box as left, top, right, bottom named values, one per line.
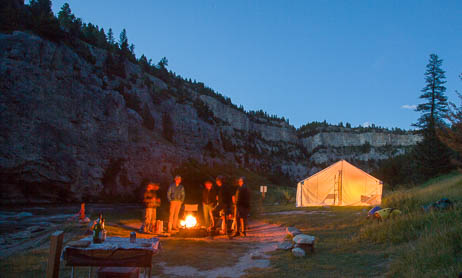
left=180, top=215, right=197, bottom=228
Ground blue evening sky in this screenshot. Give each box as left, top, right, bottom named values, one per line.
left=51, top=1, right=462, bottom=130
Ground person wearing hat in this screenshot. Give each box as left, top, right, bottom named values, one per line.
left=167, top=175, right=185, bottom=232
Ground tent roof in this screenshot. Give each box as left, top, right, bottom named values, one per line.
left=298, top=159, right=382, bottom=184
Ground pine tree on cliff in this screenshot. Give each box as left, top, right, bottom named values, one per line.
left=438, top=73, right=462, bottom=159
left=412, top=54, right=453, bottom=180
left=0, top=0, right=26, bottom=32
left=107, top=28, right=115, bottom=49
left=57, top=3, right=74, bottom=31
left=119, top=28, right=129, bottom=54
left=28, top=0, right=64, bottom=40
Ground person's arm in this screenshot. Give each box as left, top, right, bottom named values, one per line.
left=180, top=186, right=185, bottom=202
left=213, top=189, right=218, bottom=206
left=167, top=185, right=172, bottom=202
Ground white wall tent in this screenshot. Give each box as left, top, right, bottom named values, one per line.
left=296, top=160, right=383, bottom=207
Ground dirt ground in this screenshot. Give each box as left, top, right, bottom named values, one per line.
left=0, top=205, right=287, bottom=278
left=117, top=219, right=287, bottom=277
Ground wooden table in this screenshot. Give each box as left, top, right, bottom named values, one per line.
left=62, top=236, right=160, bottom=278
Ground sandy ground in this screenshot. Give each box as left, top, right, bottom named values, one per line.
left=154, top=220, right=286, bottom=278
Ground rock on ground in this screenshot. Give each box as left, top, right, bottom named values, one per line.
left=277, top=240, right=294, bottom=250
left=286, top=226, right=301, bottom=237
left=293, top=234, right=315, bottom=245
left=292, top=247, right=306, bottom=257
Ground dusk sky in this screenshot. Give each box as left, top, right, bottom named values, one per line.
left=51, top=0, right=462, bottom=130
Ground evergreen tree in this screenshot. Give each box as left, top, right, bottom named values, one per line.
left=119, top=28, right=129, bottom=53
left=128, top=43, right=136, bottom=62
left=67, top=16, right=82, bottom=37
left=0, top=0, right=26, bottom=32
left=107, top=28, right=115, bottom=47
left=439, top=74, right=462, bottom=155
left=412, top=54, right=453, bottom=180
left=28, top=0, right=64, bottom=40
left=96, top=28, right=107, bottom=49
left=157, top=57, right=168, bottom=69
left=139, top=54, right=152, bottom=72
left=81, top=22, right=98, bottom=44
left=57, top=3, right=74, bottom=31
left=414, top=54, right=449, bottom=130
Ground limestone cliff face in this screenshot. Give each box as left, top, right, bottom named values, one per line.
left=0, top=32, right=420, bottom=203
left=301, top=132, right=421, bottom=152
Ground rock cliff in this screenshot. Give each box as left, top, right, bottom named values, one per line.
left=0, top=32, right=420, bottom=203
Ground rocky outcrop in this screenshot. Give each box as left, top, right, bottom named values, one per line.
left=301, top=132, right=420, bottom=153
left=0, top=31, right=421, bottom=203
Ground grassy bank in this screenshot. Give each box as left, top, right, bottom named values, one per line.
left=360, top=173, right=462, bottom=277
left=251, top=172, right=462, bottom=278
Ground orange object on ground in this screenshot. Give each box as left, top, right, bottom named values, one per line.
left=79, top=203, right=85, bottom=220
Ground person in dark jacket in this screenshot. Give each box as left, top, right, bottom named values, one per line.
left=214, top=175, right=229, bottom=234
left=233, top=176, right=250, bottom=237
left=202, top=180, right=216, bottom=230
left=142, top=182, right=161, bottom=233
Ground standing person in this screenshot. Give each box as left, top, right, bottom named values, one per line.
left=230, top=194, right=237, bottom=233
left=214, top=176, right=229, bottom=235
left=233, top=176, right=250, bottom=237
left=167, top=175, right=185, bottom=233
left=143, top=182, right=161, bottom=233
left=202, top=180, right=216, bottom=231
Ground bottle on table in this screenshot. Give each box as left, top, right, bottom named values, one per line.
left=93, top=212, right=104, bottom=243
left=101, top=217, right=107, bottom=241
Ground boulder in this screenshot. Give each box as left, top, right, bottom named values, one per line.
left=293, top=234, right=315, bottom=245
left=277, top=240, right=294, bottom=250
left=292, top=247, right=306, bottom=257
left=286, top=226, right=301, bottom=237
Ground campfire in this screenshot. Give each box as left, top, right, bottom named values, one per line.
left=180, top=214, right=197, bottom=229
left=175, top=204, right=207, bottom=238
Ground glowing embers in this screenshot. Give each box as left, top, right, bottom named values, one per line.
left=180, top=214, right=197, bottom=229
